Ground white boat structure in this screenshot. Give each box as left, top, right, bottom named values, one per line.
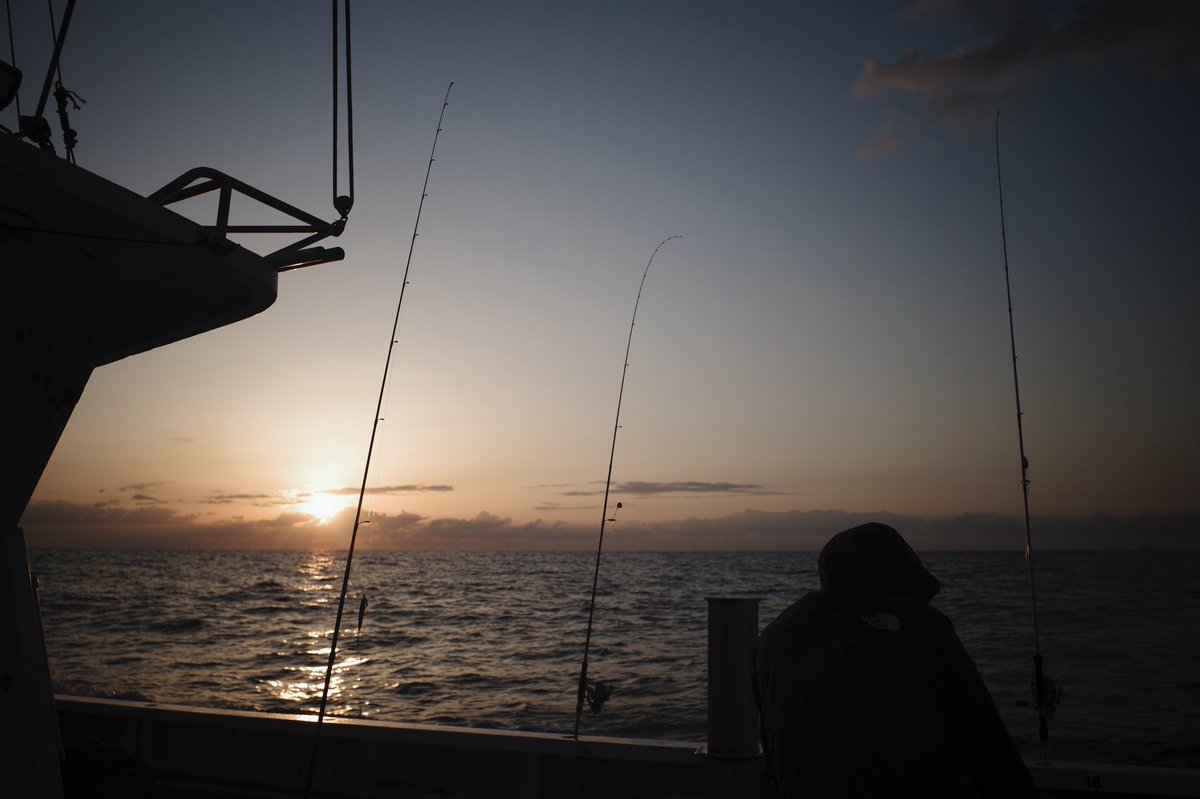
left=2, top=5, right=1197, bottom=797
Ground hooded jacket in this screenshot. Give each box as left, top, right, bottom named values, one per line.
left=754, top=523, right=1033, bottom=798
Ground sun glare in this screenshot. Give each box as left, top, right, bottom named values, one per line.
left=304, top=493, right=345, bottom=524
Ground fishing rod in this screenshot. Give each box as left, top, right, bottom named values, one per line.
left=573, top=234, right=681, bottom=741
left=995, top=111, right=1056, bottom=761
left=302, top=81, right=454, bottom=798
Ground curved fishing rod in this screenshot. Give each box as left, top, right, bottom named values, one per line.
left=573, top=234, right=681, bottom=741
left=303, top=81, right=454, bottom=798
left=995, top=111, right=1055, bottom=761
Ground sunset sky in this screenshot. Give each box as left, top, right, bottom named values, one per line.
left=11, top=1, right=1199, bottom=550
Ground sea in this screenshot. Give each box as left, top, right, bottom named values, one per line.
left=27, top=549, right=1200, bottom=769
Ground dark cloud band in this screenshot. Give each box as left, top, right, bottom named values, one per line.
left=853, top=1, right=1200, bottom=153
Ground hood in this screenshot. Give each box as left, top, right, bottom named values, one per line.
left=817, top=522, right=941, bottom=602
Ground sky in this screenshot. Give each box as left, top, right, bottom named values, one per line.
left=8, top=1, right=1199, bottom=550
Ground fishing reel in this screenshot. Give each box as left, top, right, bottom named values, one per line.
left=1034, top=675, right=1062, bottom=720
left=585, top=680, right=613, bottom=716
left=1015, top=674, right=1061, bottom=719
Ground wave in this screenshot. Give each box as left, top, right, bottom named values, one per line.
left=148, top=617, right=206, bottom=632
left=29, top=548, right=1200, bottom=768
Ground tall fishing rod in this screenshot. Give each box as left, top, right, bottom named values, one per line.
left=995, top=111, right=1055, bottom=762
left=302, top=81, right=454, bottom=798
left=573, top=234, right=681, bottom=741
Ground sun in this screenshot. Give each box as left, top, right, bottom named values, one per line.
left=303, top=492, right=345, bottom=525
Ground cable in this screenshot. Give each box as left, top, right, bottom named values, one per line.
left=47, top=0, right=85, bottom=163
left=329, top=1, right=354, bottom=219
left=343, top=0, right=354, bottom=206
left=331, top=0, right=338, bottom=210
left=328, top=0, right=350, bottom=218
left=1, top=221, right=198, bottom=247
left=5, top=0, right=21, bottom=118
left=32, top=0, right=72, bottom=124
left=45, top=0, right=62, bottom=85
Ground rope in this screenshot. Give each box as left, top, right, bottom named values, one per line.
left=45, top=0, right=61, bottom=84
left=44, top=0, right=84, bottom=162
left=329, top=1, right=354, bottom=219
left=343, top=0, right=354, bottom=207
left=331, top=0, right=338, bottom=209
left=53, top=82, right=83, bottom=163
left=5, top=0, right=21, bottom=118
left=31, top=0, right=74, bottom=152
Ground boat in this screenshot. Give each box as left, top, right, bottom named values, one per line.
left=3, top=5, right=1197, bottom=798
left=3, top=3, right=347, bottom=794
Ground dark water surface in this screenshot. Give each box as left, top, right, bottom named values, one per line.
left=29, top=549, right=1200, bottom=768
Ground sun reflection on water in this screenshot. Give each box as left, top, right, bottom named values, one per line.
left=35, top=549, right=1200, bottom=759
left=298, top=553, right=334, bottom=578
left=254, top=552, right=376, bottom=715
left=259, top=645, right=371, bottom=711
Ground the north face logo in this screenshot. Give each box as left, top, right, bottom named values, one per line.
left=861, top=612, right=901, bottom=632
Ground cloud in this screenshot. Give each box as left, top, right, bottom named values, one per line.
left=205, top=488, right=449, bottom=508
left=170, top=437, right=194, bottom=443
left=421, top=514, right=594, bottom=550
left=614, top=481, right=779, bottom=496
left=19, top=499, right=1200, bottom=551
left=556, top=480, right=779, bottom=498
left=248, top=512, right=316, bottom=528
left=323, top=485, right=454, bottom=495
left=327, top=508, right=591, bottom=551
left=426, top=510, right=514, bottom=539
left=853, top=1, right=1200, bottom=144
left=118, top=482, right=167, bottom=493
left=22, top=500, right=196, bottom=527
left=21, top=500, right=338, bottom=549
left=129, top=494, right=167, bottom=504
left=853, top=109, right=920, bottom=159
left=203, top=492, right=278, bottom=505
left=533, top=502, right=594, bottom=512
left=361, top=509, right=425, bottom=532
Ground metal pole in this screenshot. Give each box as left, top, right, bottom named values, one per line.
left=705, top=597, right=760, bottom=758
left=32, top=0, right=74, bottom=121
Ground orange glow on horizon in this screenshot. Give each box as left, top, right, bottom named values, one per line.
left=307, top=493, right=343, bottom=524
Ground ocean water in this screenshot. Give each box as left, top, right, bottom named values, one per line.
left=28, top=549, right=1200, bottom=769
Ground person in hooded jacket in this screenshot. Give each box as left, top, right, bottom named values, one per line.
left=753, top=522, right=1034, bottom=798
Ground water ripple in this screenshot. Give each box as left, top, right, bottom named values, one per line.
left=27, top=548, right=1200, bottom=767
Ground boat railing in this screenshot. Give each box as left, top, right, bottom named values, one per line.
left=148, top=167, right=347, bottom=272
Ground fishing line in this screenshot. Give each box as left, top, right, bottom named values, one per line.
left=572, top=234, right=681, bottom=741
left=995, top=111, right=1056, bottom=761
left=302, top=81, right=454, bottom=798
